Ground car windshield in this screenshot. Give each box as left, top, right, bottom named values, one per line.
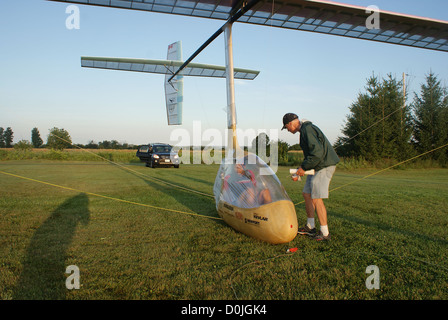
left=153, top=145, right=172, bottom=153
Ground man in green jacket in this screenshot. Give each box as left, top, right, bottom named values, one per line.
left=282, top=113, right=339, bottom=241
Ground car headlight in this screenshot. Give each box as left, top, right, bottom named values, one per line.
left=153, top=154, right=159, bottom=159
left=173, top=154, right=178, bottom=159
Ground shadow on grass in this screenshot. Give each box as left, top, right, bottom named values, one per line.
left=330, top=210, right=448, bottom=246
left=13, top=193, right=90, bottom=300
left=110, top=165, right=232, bottom=237
left=175, top=173, right=215, bottom=188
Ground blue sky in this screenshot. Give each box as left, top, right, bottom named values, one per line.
left=1, top=0, right=447, bottom=147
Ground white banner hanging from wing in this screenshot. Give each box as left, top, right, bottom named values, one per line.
left=165, top=41, right=184, bottom=125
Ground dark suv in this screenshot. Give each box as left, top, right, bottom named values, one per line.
left=136, top=143, right=179, bottom=168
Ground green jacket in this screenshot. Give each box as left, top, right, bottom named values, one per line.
left=299, top=121, right=340, bottom=171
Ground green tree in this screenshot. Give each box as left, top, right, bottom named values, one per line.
left=98, top=140, right=111, bottom=149
left=335, top=75, right=382, bottom=160
left=14, top=140, right=33, bottom=151
left=0, top=127, right=5, bottom=148
left=251, top=132, right=270, bottom=161
left=110, top=140, right=119, bottom=149
left=335, top=74, right=413, bottom=161
left=288, top=143, right=301, bottom=151
left=4, top=127, right=14, bottom=148
left=378, top=74, right=414, bottom=161
left=47, top=127, right=72, bottom=150
left=275, top=140, right=290, bottom=163
left=411, top=72, right=448, bottom=165
left=31, top=127, right=43, bottom=148
left=86, top=140, right=98, bottom=149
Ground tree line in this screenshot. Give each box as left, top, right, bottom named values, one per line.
left=334, top=71, right=448, bottom=166
left=0, top=127, right=137, bottom=150
left=250, top=71, right=447, bottom=166
left=2, top=72, right=447, bottom=166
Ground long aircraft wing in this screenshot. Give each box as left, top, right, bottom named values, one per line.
left=49, top=0, right=448, bottom=52
left=80, top=56, right=260, bottom=80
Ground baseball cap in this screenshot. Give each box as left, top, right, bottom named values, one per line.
left=281, top=113, right=298, bottom=130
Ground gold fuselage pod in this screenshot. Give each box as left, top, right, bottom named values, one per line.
left=217, top=199, right=298, bottom=244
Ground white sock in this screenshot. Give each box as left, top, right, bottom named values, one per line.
left=320, top=225, right=329, bottom=237
left=307, top=218, right=315, bottom=229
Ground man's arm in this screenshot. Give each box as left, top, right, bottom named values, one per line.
left=300, top=126, right=324, bottom=171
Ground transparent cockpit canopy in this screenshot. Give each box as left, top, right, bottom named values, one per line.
left=213, top=152, right=291, bottom=209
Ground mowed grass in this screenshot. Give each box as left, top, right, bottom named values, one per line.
left=0, top=160, right=447, bottom=300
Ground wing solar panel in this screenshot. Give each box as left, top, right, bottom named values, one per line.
left=49, top=0, right=448, bottom=52
left=80, top=56, right=259, bottom=79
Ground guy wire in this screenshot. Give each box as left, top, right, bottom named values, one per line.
left=0, top=170, right=222, bottom=221
left=53, top=135, right=215, bottom=199
left=0, top=134, right=221, bottom=221
left=49, top=132, right=448, bottom=209
left=3, top=129, right=446, bottom=300
left=293, top=142, right=448, bottom=206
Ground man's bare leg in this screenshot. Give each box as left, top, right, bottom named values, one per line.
left=302, top=192, right=315, bottom=219
left=313, top=198, right=327, bottom=226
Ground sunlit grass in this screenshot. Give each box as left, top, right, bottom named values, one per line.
left=0, top=160, right=447, bottom=300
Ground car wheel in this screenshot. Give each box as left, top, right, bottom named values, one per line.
left=174, top=165, right=179, bottom=168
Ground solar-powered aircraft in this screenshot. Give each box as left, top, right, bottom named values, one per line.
left=48, top=0, right=448, bottom=244
left=80, top=41, right=259, bottom=125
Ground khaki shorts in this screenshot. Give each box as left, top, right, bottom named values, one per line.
left=303, top=165, right=336, bottom=199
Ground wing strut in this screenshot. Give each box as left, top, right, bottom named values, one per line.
left=167, top=0, right=262, bottom=84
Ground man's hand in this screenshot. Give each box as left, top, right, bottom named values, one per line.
left=296, top=167, right=305, bottom=177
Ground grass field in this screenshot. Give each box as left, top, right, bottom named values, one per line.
left=0, top=159, right=447, bottom=300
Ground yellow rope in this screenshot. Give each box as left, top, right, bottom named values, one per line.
left=52, top=135, right=215, bottom=199
left=0, top=170, right=223, bottom=221
left=293, top=142, right=448, bottom=206
left=9, top=136, right=447, bottom=214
